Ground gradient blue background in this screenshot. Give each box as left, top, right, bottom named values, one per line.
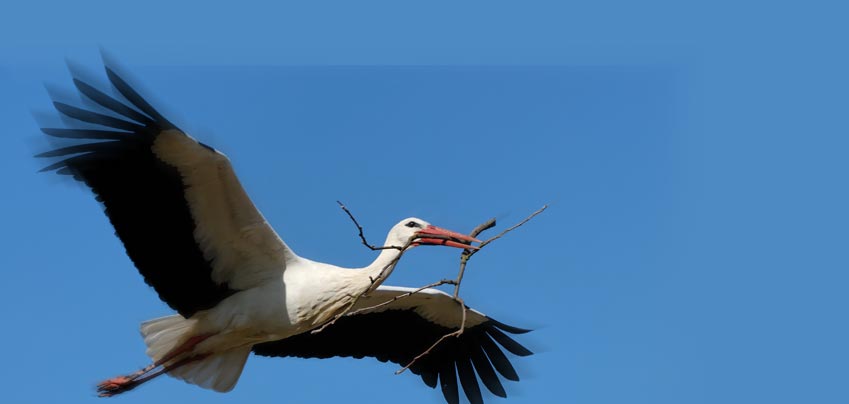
left=1, top=1, right=847, bottom=403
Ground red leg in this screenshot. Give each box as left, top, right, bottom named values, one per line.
left=97, top=354, right=210, bottom=397
left=96, top=333, right=213, bottom=397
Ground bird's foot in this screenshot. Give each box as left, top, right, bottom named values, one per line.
left=97, top=375, right=139, bottom=397
left=96, top=363, right=155, bottom=397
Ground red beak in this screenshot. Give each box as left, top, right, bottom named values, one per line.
left=414, top=225, right=481, bottom=249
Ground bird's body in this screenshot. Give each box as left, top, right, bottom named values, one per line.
left=169, top=240, right=406, bottom=363
left=38, top=61, right=531, bottom=404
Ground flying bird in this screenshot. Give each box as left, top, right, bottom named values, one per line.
left=37, top=63, right=532, bottom=404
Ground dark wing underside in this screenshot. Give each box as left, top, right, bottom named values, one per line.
left=251, top=309, right=532, bottom=404
left=37, top=65, right=236, bottom=317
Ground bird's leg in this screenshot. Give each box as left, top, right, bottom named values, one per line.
left=97, top=354, right=210, bottom=397
left=96, top=333, right=214, bottom=396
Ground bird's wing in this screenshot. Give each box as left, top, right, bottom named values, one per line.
left=252, top=285, right=532, bottom=404
left=38, top=64, right=296, bottom=317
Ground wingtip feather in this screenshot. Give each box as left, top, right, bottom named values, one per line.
left=488, top=328, right=533, bottom=357
left=489, top=318, right=533, bottom=334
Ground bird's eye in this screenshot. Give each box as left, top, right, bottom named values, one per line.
left=405, top=221, right=420, bottom=228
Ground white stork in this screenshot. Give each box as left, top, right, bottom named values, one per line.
left=37, top=63, right=532, bottom=404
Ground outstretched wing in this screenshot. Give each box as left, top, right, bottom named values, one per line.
left=37, top=64, right=297, bottom=317
left=252, top=286, right=532, bottom=404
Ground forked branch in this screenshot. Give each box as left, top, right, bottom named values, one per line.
left=394, top=205, right=548, bottom=374
left=320, top=202, right=548, bottom=373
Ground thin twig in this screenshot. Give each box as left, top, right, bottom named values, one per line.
left=478, top=205, right=548, bottom=250
left=337, top=201, right=403, bottom=251
left=346, top=279, right=458, bottom=317
left=365, top=236, right=415, bottom=293
left=395, top=296, right=467, bottom=375
left=395, top=205, right=547, bottom=374
left=318, top=201, right=548, bottom=375
left=310, top=297, right=360, bottom=334
left=469, top=218, right=498, bottom=239
left=311, top=237, right=414, bottom=335
left=453, top=218, right=496, bottom=298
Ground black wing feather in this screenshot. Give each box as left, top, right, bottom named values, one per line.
left=252, top=309, right=531, bottom=404
left=104, top=66, right=175, bottom=129
left=457, top=351, right=484, bottom=404
left=52, top=102, right=145, bottom=132
left=480, top=334, right=521, bottom=382
left=37, top=65, right=236, bottom=317
left=72, top=78, right=155, bottom=125
left=35, top=141, right=125, bottom=158
left=421, top=369, right=439, bottom=389
left=40, top=128, right=131, bottom=140
left=469, top=344, right=507, bottom=398
left=487, top=328, right=533, bottom=357
left=438, top=359, right=460, bottom=404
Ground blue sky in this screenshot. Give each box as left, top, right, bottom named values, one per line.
left=1, top=1, right=847, bottom=404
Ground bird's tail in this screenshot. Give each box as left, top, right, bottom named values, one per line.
left=166, top=345, right=251, bottom=392
left=139, top=315, right=250, bottom=392
left=140, top=314, right=197, bottom=363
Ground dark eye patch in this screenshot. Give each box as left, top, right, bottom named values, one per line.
left=405, top=221, right=420, bottom=228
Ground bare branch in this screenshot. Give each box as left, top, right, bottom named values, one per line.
left=310, top=297, right=359, bottom=334
left=469, top=218, right=497, bottom=239
left=395, top=205, right=547, bottom=374
left=345, top=279, right=458, bottom=317
left=478, top=205, right=548, bottom=250
left=337, top=201, right=403, bottom=251
left=395, top=297, right=468, bottom=375
left=319, top=202, right=548, bottom=375
left=453, top=218, right=496, bottom=298
left=311, top=236, right=414, bottom=335
left=364, top=236, right=415, bottom=293
left=453, top=255, right=471, bottom=299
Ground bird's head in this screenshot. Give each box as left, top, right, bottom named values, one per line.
left=388, top=217, right=481, bottom=250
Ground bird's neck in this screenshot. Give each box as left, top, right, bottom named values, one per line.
left=360, top=245, right=407, bottom=293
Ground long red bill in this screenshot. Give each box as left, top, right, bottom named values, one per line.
left=414, top=225, right=481, bottom=249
